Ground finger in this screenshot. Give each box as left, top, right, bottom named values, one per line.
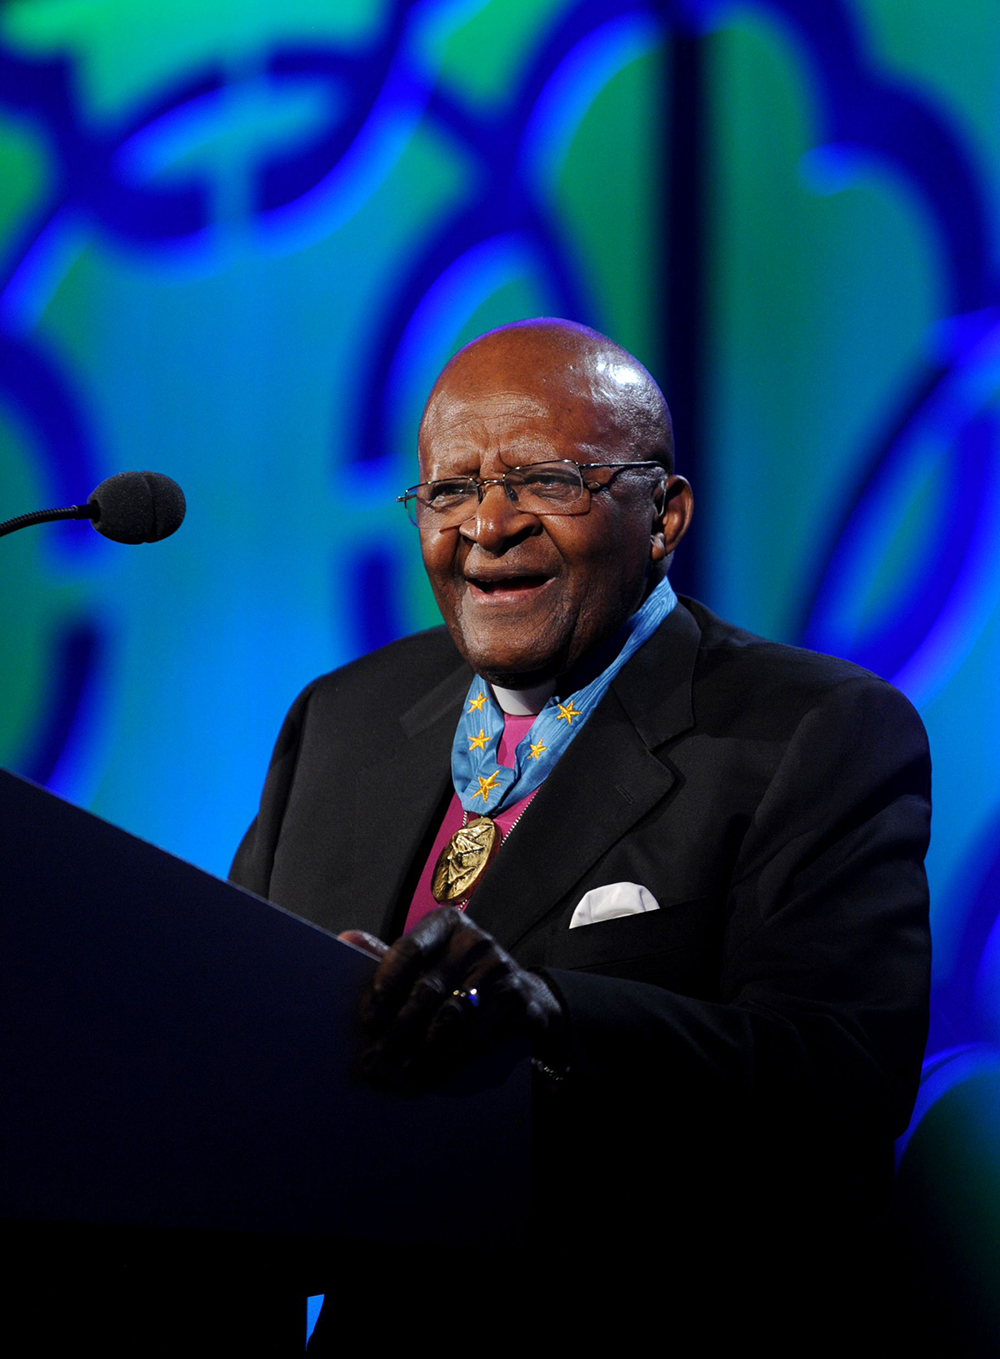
left=422, top=952, right=511, bottom=1050
left=364, top=908, right=463, bottom=1030
left=411, top=955, right=561, bottom=1089
left=365, top=933, right=494, bottom=1071
left=361, top=971, right=458, bottom=1077
left=401, top=951, right=525, bottom=1086
left=361, top=917, right=496, bottom=1072
left=338, top=929, right=390, bottom=960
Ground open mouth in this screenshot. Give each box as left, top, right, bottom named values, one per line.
left=466, top=574, right=552, bottom=597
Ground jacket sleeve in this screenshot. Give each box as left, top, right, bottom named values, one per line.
left=229, top=681, right=317, bottom=898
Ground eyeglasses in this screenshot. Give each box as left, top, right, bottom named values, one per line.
left=397, top=459, right=667, bottom=528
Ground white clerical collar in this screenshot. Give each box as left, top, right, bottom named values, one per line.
left=490, top=680, right=557, bottom=715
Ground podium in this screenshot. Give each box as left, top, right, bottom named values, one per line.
left=0, top=768, right=529, bottom=1349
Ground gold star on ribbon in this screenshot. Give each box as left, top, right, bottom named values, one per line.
left=467, top=691, right=486, bottom=713
left=556, top=700, right=582, bottom=724
left=528, top=741, right=547, bottom=760
left=468, top=728, right=488, bottom=751
left=473, top=770, right=502, bottom=804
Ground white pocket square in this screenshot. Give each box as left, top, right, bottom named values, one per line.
left=568, top=882, right=661, bottom=929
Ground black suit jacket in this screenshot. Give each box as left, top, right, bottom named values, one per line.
left=231, top=597, right=931, bottom=1294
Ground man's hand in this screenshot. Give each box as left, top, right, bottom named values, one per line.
left=338, top=909, right=567, bottom=1089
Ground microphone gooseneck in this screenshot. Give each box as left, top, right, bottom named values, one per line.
left=0, top=504, right=96, bottom=538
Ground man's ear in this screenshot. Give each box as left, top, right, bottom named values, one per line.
left=650, top=475, right=693, bottom=564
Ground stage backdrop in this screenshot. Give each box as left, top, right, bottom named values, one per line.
left=2, top=0, right=999, bottom=1335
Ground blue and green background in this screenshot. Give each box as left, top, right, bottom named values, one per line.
left=2, top=0, right=999, bottom=1331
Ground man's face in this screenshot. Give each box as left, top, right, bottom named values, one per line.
left=417, top=344, right=670, bottom=685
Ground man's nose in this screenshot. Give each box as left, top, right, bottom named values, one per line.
left=460, top=480, right=537, bottom=550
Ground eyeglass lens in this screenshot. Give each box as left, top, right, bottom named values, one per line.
left=407, top=461, right=590, bottom=526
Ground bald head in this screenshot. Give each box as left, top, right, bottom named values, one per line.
left=419, top=319, right=674, bottom=475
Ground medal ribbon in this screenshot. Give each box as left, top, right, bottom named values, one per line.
left=451, top=576, right=678, bottom=815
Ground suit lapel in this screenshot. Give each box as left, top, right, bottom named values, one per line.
left=469, top=601, right=701, bottom=949
left=347, top=660, right=469, bottom=939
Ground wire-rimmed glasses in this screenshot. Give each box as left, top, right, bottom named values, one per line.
left=397, top=459, right=666, bottom=528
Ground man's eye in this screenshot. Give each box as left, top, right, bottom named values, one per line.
left=427, top=481, right=475, bottom=505
left=520, top=470, right=578, bottom=492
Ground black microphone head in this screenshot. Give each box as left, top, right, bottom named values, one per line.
left=87, top=471, right=186, bottom=544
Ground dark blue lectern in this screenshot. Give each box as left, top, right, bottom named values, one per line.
left=0, top=769, right=529, bottom=1352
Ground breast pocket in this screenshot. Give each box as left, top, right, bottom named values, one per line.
left=543, top=895, right=721, bottom=995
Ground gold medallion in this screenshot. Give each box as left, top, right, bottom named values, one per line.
left=431, top=816, right=499, bottom=903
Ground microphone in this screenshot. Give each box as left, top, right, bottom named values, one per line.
left=0, top=471, right=186, bottom=543
left=87, top=471, right=186, bottom=543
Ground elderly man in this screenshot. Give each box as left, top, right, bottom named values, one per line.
left=232, top=319, right=930, bottom=1337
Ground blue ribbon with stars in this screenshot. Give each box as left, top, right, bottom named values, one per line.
left=451, top=576, right=678, bottom=816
